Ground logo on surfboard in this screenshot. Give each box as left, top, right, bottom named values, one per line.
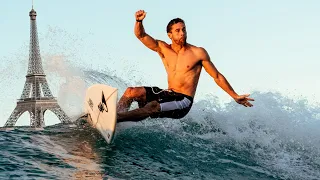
left=88, top=98, right=94, bottom=111
left=98, top=91, right=108, bottom=113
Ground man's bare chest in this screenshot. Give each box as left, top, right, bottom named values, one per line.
left=162, top=51, right=200, bottom=72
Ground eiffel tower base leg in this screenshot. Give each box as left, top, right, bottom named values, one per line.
left=4, top=107, right=26, bottom=127
left=48, top=106, right=71, bottom=124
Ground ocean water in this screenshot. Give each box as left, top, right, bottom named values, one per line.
left=0, top=70, right=320, bottom=180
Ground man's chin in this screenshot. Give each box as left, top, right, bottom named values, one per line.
left=178, top=41, right=187, bottom=46
left=174, top=39, right=187, bottom=46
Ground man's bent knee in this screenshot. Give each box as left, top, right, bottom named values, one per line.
left=145, top=101, right=161, bottom=113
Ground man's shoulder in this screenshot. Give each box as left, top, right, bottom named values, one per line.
left=154, top=40, right=170, bottom=50
left=188, top=44, right=208, bottom=55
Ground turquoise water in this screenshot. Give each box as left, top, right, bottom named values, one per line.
left=0, top=71, right=319, bottom=179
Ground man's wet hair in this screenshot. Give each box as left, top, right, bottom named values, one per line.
left=166, top=18, right=185, bottom=33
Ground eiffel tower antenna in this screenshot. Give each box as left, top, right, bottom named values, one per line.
left=3, top=5, right=72, bottom=128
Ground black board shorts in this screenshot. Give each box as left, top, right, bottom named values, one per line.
left=144, top=86, right=193, bottom=119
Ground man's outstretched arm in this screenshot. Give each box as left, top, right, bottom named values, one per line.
left=200, top=47, right=254, bottom=107
left=134, top=10, right=161, bottom=52
left=200, top=48, right=238, bottom=98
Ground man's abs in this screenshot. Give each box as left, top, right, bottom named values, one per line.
left=167, top=69, right=201, bottom=97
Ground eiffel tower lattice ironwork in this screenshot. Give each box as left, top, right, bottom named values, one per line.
left=4, top=8, right=71, bottom=128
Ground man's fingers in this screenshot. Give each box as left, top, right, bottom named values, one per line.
left=239, top=94, right=254, bottom=101
left=136, top=10, right=145, bottom=15
left=135, top=10, right=146, bottom=19
left=241, top=101, right=253, bottom=107
left=246, top=97, right=255, bottom=101
left=246, top=102, right=253, bottom=107
left=235, top=94, right=254, bottom=107
left=140, top=10, right=145, bottom=15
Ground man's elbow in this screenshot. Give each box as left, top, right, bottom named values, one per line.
left=135, top=33, right=142, bottom=39
left=213, top=73, right=224, bottom=83
left=135, top=31, right=146, bottom=40
left=217, top=73, right=226, bottom=80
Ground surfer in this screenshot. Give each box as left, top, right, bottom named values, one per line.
left=117, top=10, right=254, bottom=122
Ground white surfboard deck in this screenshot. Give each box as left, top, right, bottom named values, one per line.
left=83, top=84, right=118, bottom=144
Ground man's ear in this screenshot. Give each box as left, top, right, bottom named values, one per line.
left=167, top=32, right=172, bottom=39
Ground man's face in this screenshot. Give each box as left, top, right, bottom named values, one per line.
left=168, top=22, right=187, bottom=45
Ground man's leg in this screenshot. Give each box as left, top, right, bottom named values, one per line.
left=117, top=101, right=160, bottom=123
left=117, top=87, right=147, bottom=112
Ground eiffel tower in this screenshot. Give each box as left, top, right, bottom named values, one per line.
left=3, top=6, right=71, bottom=128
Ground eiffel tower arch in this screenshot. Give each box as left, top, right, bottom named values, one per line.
left=3, top=7, right=71, bottom=128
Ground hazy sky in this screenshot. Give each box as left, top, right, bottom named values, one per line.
left=1, top=0, right=319, bottom=125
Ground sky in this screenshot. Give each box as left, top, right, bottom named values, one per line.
left=0, top=0, right=320, bottom=126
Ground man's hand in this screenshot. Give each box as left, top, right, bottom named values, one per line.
left=234, top=94, right=254, bottom=107
left=135, top=10, right=146, bottom=21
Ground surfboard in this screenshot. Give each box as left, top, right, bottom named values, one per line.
left=83, top=84, right=118, bottom=144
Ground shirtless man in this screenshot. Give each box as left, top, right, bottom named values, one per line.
left=117, top=10, right=254, bottom=123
